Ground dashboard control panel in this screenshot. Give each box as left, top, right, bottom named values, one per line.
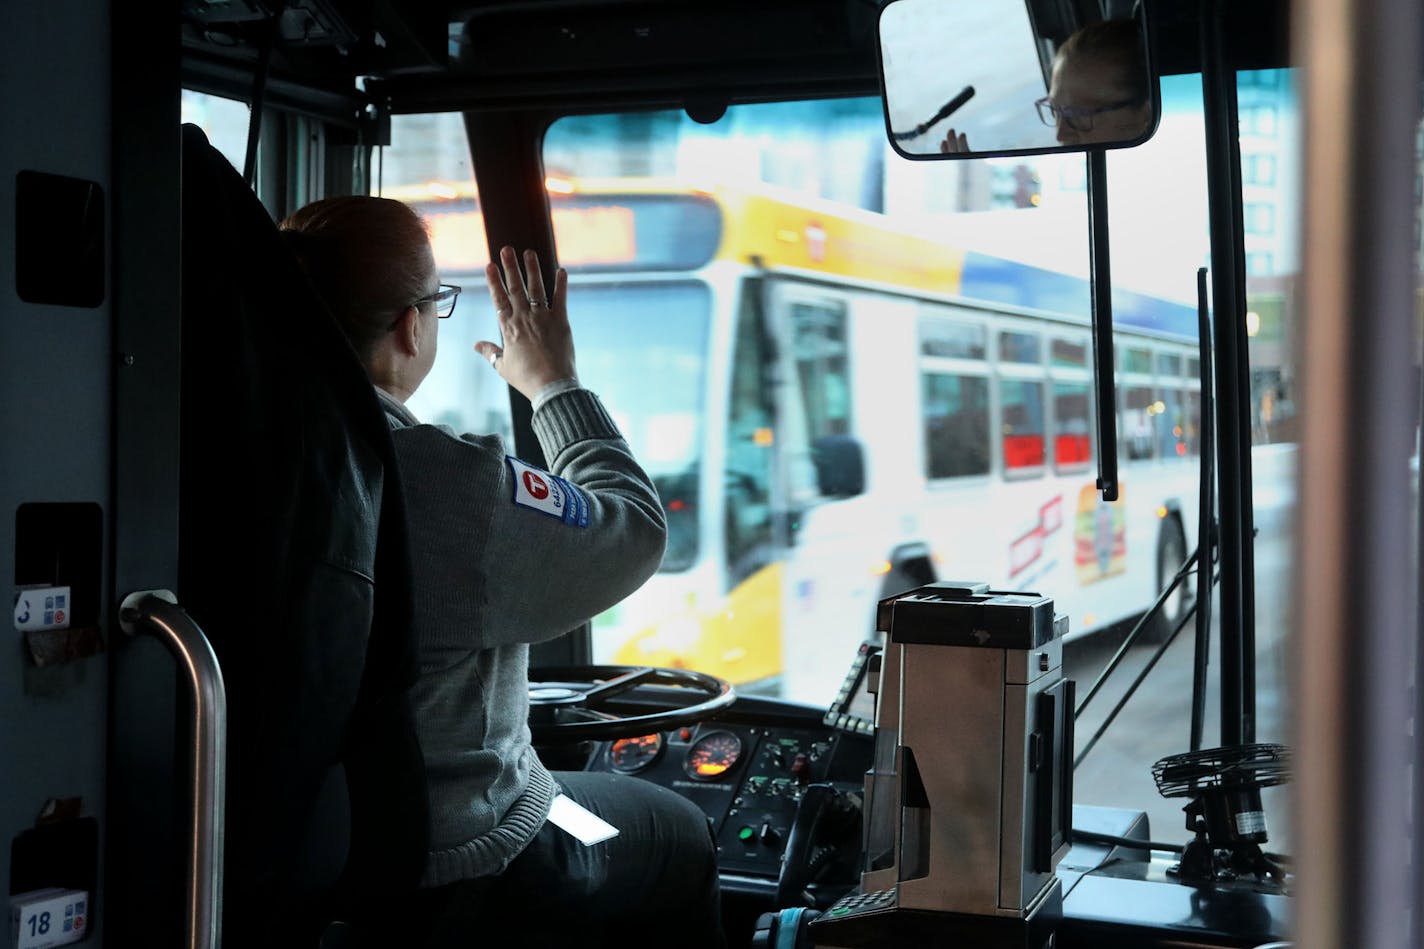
left=586, top=718, right=868, bottom=880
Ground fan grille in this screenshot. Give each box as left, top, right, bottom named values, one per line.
left=1152, top=743, right=1290, bottom=798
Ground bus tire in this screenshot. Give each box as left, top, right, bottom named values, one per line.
left=1145, top=516, right=1190, bottom=645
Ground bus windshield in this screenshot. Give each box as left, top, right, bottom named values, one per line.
left=570, top=280, right=711, bottom=573
left=539, top=75, right=1299, bottom=850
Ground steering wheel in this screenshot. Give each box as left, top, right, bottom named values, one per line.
left=527, top=665, right=736, bottom=743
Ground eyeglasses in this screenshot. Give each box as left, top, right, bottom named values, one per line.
left=415, top=283, right=462, bottom=318
left=387, top=284, right=461, bottom=330
left=1035, top=96, right=1141, bottom=132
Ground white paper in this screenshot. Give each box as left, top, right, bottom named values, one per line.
left=546, top=793, right=620, bottom=846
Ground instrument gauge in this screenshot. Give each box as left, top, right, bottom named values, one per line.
left=684, top=730, right=744, bottom=781
left=609, top=733, right=664, bottom=774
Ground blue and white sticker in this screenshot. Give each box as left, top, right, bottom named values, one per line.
left=507, top=457, right=590, bottom=528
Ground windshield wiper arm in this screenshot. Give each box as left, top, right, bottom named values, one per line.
left=890, top=85, right=975, bottom=141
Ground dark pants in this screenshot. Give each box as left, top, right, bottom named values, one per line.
left=416, top=771, right=727, bottom=949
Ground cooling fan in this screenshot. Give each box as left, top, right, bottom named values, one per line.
left=1152, top=743, right=1290, bottom=883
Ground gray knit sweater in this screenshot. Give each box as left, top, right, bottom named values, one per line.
left=375, top=384, right=667, bottom=886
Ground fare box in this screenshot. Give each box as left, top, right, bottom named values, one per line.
left=10, top=888, right=88, bottom=949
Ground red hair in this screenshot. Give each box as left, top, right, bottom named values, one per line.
left=280, top=196, right=434, bottom=361
left=1057, top=20, right=1149, bottom=103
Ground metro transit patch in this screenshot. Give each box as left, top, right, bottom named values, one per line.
left=507, top=457, right=590, bottom=528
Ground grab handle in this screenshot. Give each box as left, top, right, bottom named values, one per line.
left=120, top=590, right=226, bottom=949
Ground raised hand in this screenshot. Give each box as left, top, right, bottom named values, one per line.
left=939, top=128, right=970, bottom=153
left=475, top=246, right=576, bottom=400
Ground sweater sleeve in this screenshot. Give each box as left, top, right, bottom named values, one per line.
left=477, top=387, right=668, bottom=647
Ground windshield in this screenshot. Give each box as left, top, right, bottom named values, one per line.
left=570, top=281, right=711, bottom=572
left=541, top=78, right=1302, bottom=854
left=372, top=77, right=1301, bottom=855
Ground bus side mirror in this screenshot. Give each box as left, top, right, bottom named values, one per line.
left=876, top=0, right=1159, bottom=159
left=813, top=435, right=866, bottom=498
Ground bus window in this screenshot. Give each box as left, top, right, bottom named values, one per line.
left=998, top=329, right=1046, bottom=475
left=725, top=292, right=776, bottom=585
left=923, top=372, right=991, bottom=479
left=372, top=115, right=513, bottom=451
left=1121, top=385, right=1157, bottom=460
left=920, top=320, right=987, bottom=359
left=790, top=302, right=852, bottom=440
left=1184, top=389, right=1204, bottom=455
left=181, top=90, right=250, bottom=178
left=573, top=282, right=711, bottom=574
left=999, top=330, right=1041, bottom=363
left=1050, top=336, right=1089, bottom=368
left=1052, top=382, right=1093, bottom=468
left=999, top=379, right=1046, bottom=474
left=1231, top=65, right=1300, bottom=854
left=1157, top=384, right=1187, bottom=458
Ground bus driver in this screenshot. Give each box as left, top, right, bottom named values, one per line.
left=280, top=197, right=727, bottom=949
left=941, top=18, right=1152, bottom=152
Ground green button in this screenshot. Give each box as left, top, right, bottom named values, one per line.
left=738, top=826, right=755, bottom=842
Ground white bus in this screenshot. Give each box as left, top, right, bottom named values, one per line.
left=402, top=179, right=1206, bottom=702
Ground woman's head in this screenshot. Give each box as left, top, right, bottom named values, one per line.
left=280, top=196, right=438, bottom=363
left=1047, top=19, right=1151, bottom=146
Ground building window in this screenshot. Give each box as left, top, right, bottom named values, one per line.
left=989, top=164, right=1042, bottom=210
left=1245, top=202, right=1275, bottom=235
left=1246, top=252, right=1276, bottom=276
left=1243, top=153, right=1277, bottom=186
left=1240, top=104, right=1279, bottom=136
left=1238, top=69, right=1283, bottom=89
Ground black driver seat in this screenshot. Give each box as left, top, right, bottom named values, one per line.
left=176, top=124, right=428, bottom=948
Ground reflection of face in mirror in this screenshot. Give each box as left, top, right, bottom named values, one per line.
left=1041, top=20, right=1152, bottom=147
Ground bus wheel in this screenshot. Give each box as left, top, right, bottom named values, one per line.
left=1146, top=517, right=1190, bottom=645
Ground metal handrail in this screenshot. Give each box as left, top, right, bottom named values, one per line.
left=119, top=590, right=227, bottom=949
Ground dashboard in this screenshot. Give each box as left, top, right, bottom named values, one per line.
left=582, top=696, right=873, bottom=894
left=562, top=647, right=1295, bottom=949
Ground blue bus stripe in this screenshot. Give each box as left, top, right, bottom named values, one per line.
left=959, top=252, right=1198, bottom=341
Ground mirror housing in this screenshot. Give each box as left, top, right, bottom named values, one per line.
left=813, top=435, right=866, bottom=499
left=877, top=0, right=1159, bottom=159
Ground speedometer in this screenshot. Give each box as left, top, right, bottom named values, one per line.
left=683, top=730, right=743, bottom=781
left=609, top=733, right=664, bottom=774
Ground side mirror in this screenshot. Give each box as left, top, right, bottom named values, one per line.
left=812, top=435, right=866, bottom=499
left=877, top=0, right=1159, bottom=159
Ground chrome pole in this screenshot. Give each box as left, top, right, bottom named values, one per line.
left=120, top=591, right=227, bottom=949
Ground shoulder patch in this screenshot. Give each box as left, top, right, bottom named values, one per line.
left=507, top=457, right=590, bottom=528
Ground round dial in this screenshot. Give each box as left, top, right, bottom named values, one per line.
left=683, top=730, right=744, bottom=781
left=609, top=733, right=665, bottom=774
